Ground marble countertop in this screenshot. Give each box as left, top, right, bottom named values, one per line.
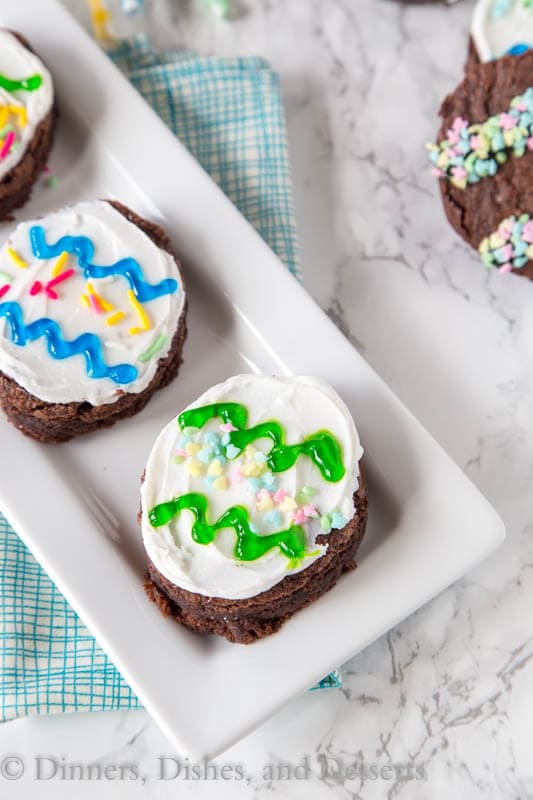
left=1, top=0, right=532, bottom=797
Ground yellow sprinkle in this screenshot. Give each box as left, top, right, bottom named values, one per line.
left=185, top=442, right=200, bottom=456
left=241, top=462, right=262, bottom=477
left=7, top=248, right=27, bottom=269
left=106, top=311, right=125, bottom=327
left=279, top=497, right=297, bottom=512
left=186, top=460, right=203, bottom=477
left=52, top=251, right=69, bottom=277
left=207, top=460, right=223, bottom=477
left=127, top=289, right=151, bottom=336
left=257, top=494, right=274, bottom=511
left=0, top=105, right=27, bottom=128
left=87, top=281, right=114, bottom=312
left=81, top=294, right=90, bottom=308
left=213, top=476, right=229, bottom=491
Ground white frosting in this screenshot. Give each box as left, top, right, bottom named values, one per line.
left=0, top=30, right=54, bottom=180
left=0, top=200, right=185, bottom=405
left=141, top=374, right=364, bottom=600
left=472, top=0, right=533, bottom=61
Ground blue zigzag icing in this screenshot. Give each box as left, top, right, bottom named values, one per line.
left=0, top=302, right=138, bottom=385
left=30, top=226, right=178, bottom=302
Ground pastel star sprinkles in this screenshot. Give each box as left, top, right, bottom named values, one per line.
left=478, top=213, right=533, bottom=273
left=427, top=89, right=533, bottom=189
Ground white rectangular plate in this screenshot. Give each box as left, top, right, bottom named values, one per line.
left=0, top=0, right=505, bottom=759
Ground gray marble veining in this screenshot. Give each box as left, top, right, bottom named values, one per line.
left=1, top=1, right=532, bottom=797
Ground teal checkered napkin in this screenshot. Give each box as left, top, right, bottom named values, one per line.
left=0, top=38, right=339, bottom=722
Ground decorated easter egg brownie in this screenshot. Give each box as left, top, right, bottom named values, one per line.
left=0, top=30, right=55, bottom=219
left=427, top=37, right=533, bottom=279
left=140, top=374, right=368, bottom=644
left=0, top=200, right=187, bottom=441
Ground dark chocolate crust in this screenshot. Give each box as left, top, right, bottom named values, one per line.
left=437, top=49, right=533, bottom=281
left=0, top=31, right=56, bottom=221
left=144, top=467, right=369, bottom=644
left=0, top=200, right=187, bottom=442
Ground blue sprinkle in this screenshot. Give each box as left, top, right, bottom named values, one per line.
left=178, top=434, right=191, bottom=449
left=198, top=448, right=213, bottom=464
left=330, top=511, right=347, bottom=530
left=254, top=451, right=268, bottom=463
left=265, top=510, right=282, bottom=527
left=247, top=478, right=262, bottom=494
left=226, top=444, right=240, bottom=460
left=507, top=43, right=530, bottom=56
left=262, top=472, right=277, bottom=490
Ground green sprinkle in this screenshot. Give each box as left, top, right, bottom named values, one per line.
left=46, top=176, right=58, bottom=188
left=0, top=271, right=11, bottom=284
left=296, top=485, right=317, bottom=504
left=138, top=333, right=168, bottom=363
left=172, top=455, right=185, bottom=465
left=320, top=513, right=331, bottom=532
left=183, top=426, right=200, bottom=436
left=0, top=124, right=14, bottom=139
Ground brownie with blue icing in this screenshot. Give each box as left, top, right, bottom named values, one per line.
left=0, top=200, right=187, bottom=441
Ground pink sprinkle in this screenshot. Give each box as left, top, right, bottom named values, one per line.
left=0, top=131, right=15, bottom=160
left=451, top=166, right=467, bottom=181
left=447, top=131, right=460, bottom=145
left=498, top=221, right=513, bottom=240
left=273, top=488, right=287, bottom=504
left=522, top=220, right=533, bottom=243
left=30, top=281, right=42, bottom=296
left=292, top=509, right=306, bottom=525
left=45, top=287, right=58, bottom=300
left=516, top=102, right=527, bottom=112
left=46, top=268, right=75, bottom=290
left=257, top=488, right=271, bottom=500
left=220, top=422, right=237, bottom=432
left=452, top=117, right=468, bottom=132
left=0, top=284, right=11, bottom=299
left=174, top=448, right=187, bottom=457
left=500, top=244, right=513, bottom=261
left=431, top=167, right=444, bottom=178
left=470, top=135, right=483, bottom=151
left=303, top=504, right=318, bottom=518
left=527, top=137, right=533, bottom=151
left=498, top=263, right=513, bottom=274
left=499, top=113, right=517, bottom=130
left=89, top=293, right=102, bottom=313
left=446, top=148, right=458, bottom=159
left=43, top=165, right=51, bottom=174
left=230, top=467, right=243, bottom=485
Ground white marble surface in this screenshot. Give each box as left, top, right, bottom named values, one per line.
left=1, top=0, right=532, bottom=797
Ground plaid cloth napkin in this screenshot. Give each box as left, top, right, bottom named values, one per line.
left=0, top=37, right=340, bottom=722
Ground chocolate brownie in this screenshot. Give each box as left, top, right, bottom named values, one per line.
left=140, top=374, right=368, bottom=644
left=145, top=475, right=368, bottom=644
left=0, top=200, right=187, bottom=442
left=432, top=49, right=533, bottom=279
left=0, top=31, right=56, bottom=220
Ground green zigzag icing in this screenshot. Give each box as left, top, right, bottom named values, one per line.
left=148, top=493, right=307, bottom=562
left=178, top=401, right=345, bottom=482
